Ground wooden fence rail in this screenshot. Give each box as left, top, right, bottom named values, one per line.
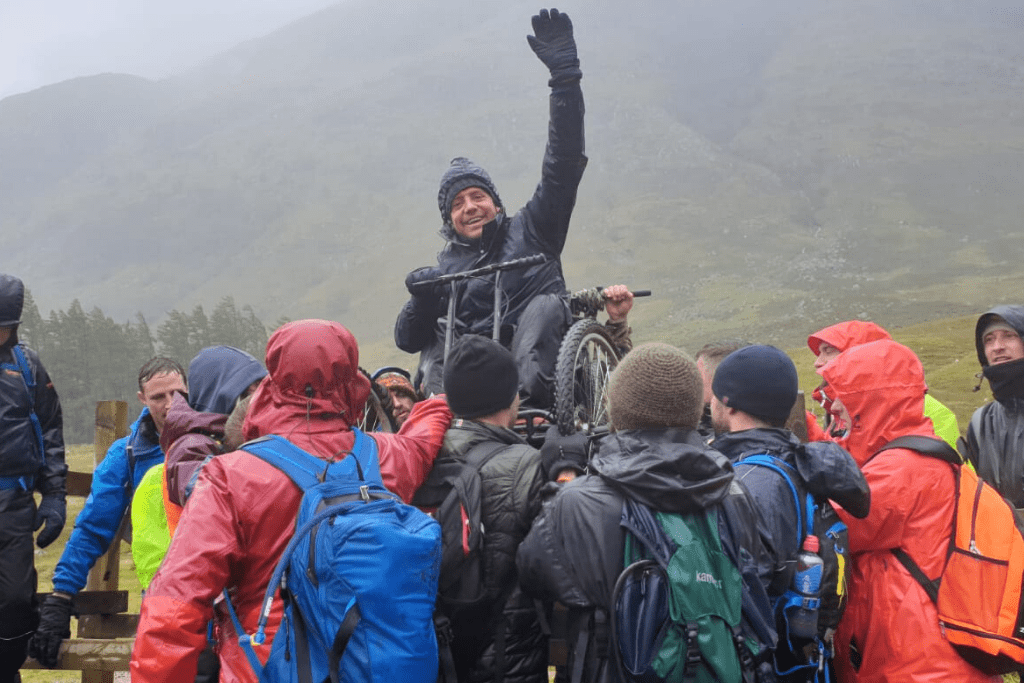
left=23, top=400, right=135, bottom=680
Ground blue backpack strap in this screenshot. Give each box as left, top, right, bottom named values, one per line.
left=9, top=344, right=46, bottom=470
left=736, top=454, right=811, bottom=545
left=240, top=435, right=326, bottom=490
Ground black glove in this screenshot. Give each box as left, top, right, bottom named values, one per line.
left=29, top=592, right=73, bottom=668
left=527, top=8, right=581, bottom=84
left=405, top=266, right=444, bottom=299
left=34, top=493, right=66, bottom=549
left=540, top=426, right=590, bottom=481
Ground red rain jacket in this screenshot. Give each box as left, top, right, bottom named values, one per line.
left=823, top=340, right=995, bottom=683
left=130, top=320, right=452, bottom=683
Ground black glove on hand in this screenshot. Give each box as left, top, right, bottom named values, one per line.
left=29, top=593, right=73, bottom=668
left=539, top=426, right=590, bottom=481
left=34, top=493, right=66, bottom=548
left=405, top=266, right=444, bottom=300
left=527, top=8, right=581, bottom=83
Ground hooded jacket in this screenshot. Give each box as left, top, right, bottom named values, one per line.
left=516, top=429, right=776, bottom=683
left=962, top=305, right=1024, bottom=508
left=0, top=274, right=65, bottom=491
left=807, top=320, right=961, bottom=448
left=394, top=78, right=586, bottom=354
left=131, top=320, right=452, bottom=683
left=426, top=419, right=547, bottom=683
left=52, top=409, right=161, bottom=595
left=162, top=346, right=267, bottom=514
left=822, top=340, right=995, bottom=683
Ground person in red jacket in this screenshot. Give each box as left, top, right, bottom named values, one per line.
left=822, top=339, right=997, bottom=682
left=130, top=319, right=452, bottom=683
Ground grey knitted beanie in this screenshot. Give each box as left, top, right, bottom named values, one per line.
left=607, top=342, right=703, bottom=431
left=437, top=157, right=502, bottom=225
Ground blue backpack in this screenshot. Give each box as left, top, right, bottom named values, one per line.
left=225, top=431, right=442, bottom=683
left=736, top=454, right=850, bottom=682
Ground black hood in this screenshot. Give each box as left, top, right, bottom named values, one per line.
left=712, top=428, right=871, bottom=519
left=0, top=274, right=24, bottom=328
left=975, top=305, right=1024, bottom=367
left=591, top=428, right=736, bottom=514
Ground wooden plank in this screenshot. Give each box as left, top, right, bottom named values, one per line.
left=21, top=639, right=134, bottom=672
left=67, top=471, right=93, bottom=498
left=35, top=591, right=129, bottom=615
left=78, top=614, right=138, bottom=639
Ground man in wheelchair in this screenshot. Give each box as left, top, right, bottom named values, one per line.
left=396, top=9, right=632, bottom=409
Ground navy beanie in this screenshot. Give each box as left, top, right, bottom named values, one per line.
left=444, top=335, right=519, bottom=419
left=437, top=157, right=502, bottom=225
left=188, top=345, right=268, bottom=415
left=712, top=345, right=798, bottom=424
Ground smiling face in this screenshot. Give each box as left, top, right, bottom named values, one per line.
left=450, top=186, right=497, bottom=240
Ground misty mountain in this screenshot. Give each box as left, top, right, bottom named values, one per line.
left=2, top=0, right=1023, bottom=362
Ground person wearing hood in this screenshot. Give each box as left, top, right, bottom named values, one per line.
left=29, top=356, right=186, bottom=670
left=960, top=305, right=1024, bottom=508
left=131, top=320, right=452, bottom=682
left=0, top=274, right=66, bottom=682
left=822, top=339, right=997, bottom=682
left=516, top=343, right=777, bottom=683
left=708, top=345, right=870, bottom=681
left=807, top=320, right=961, bottom=448
left=395, top=8, right=587, bottom=407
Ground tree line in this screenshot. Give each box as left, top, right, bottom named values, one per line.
left=18, top=291, right=273, bottom=443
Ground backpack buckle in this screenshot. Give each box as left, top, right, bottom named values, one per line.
left=684, top=621, right=702, bottom=676
left=360, top=485, right=370, bottom=502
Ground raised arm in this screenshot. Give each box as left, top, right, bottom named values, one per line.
left=522, top=8, right=587, bottom=255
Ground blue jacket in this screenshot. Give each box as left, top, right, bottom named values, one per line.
left=52, top=408, right=164, bottom=595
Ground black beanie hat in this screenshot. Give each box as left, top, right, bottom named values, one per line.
left=444, top=335, right=519, bottom=419
left=437, top=157, right=502, bottom=225
left=712, top=345, right=798, bottom=424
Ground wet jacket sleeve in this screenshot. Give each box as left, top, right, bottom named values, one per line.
left=31, top=352, right=67, bottom=496
left=395, top=294, right=445, bottom=354
left=131, top=458, right=245, bottom=681
left=519, top=78, right=587, bottom=257
left=375, top=396, right=452, bottom=503
left=51, top=435, right=132, bottom=595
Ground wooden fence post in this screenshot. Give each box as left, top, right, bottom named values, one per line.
left=79, top=400, right=128, bottom=683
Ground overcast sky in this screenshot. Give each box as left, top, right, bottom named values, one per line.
left=0, top=0, right=339, bottom=100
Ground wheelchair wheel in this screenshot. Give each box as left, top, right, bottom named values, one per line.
left=554, top=319, right=621, bottom=435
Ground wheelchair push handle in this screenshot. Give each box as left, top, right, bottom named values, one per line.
left=598, top=287, right=650, bottom=298
left=407, top=254, right=547, bottom=293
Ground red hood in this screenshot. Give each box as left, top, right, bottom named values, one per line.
left=821, top=339, right=932, bottom=465
left=807, top=320, right=890, bottom=356
left=244, top=319, right=371, bottom=441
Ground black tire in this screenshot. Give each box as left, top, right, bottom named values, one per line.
left=554, top=319, right=621, bottom=435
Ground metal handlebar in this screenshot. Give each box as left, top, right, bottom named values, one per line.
left=407, top=254, right=547, bottom=294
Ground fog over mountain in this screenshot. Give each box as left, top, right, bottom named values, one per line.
left=3, top=0, right=1023, bottom=362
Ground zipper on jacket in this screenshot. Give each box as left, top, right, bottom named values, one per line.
left=970, top=477, right=984, bottom=554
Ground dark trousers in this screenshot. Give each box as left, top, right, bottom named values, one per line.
left=0, top=489, right=38, bottom=683
left=415, top=293, right=571, bottom=409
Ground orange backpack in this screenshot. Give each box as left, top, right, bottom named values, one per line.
left=876, top=435, right=1024, bottom=675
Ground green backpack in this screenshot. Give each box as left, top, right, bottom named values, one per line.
left=611, top=498, right=760, bottom=683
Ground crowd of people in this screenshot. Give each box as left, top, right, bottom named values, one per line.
left=3, top=7, right=1024, bottom=683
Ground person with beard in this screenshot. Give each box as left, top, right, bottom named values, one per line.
left=708, top=345, right=869, bottom=681
left=130, top=320, right=452, bottom=682
left=822, top=339, right=997, bottom=682
left=694, top=339, right=749, bottom=438
left=395, top=8, right=586, bottom=408
left=960, top=306, right=1024, bottom=509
